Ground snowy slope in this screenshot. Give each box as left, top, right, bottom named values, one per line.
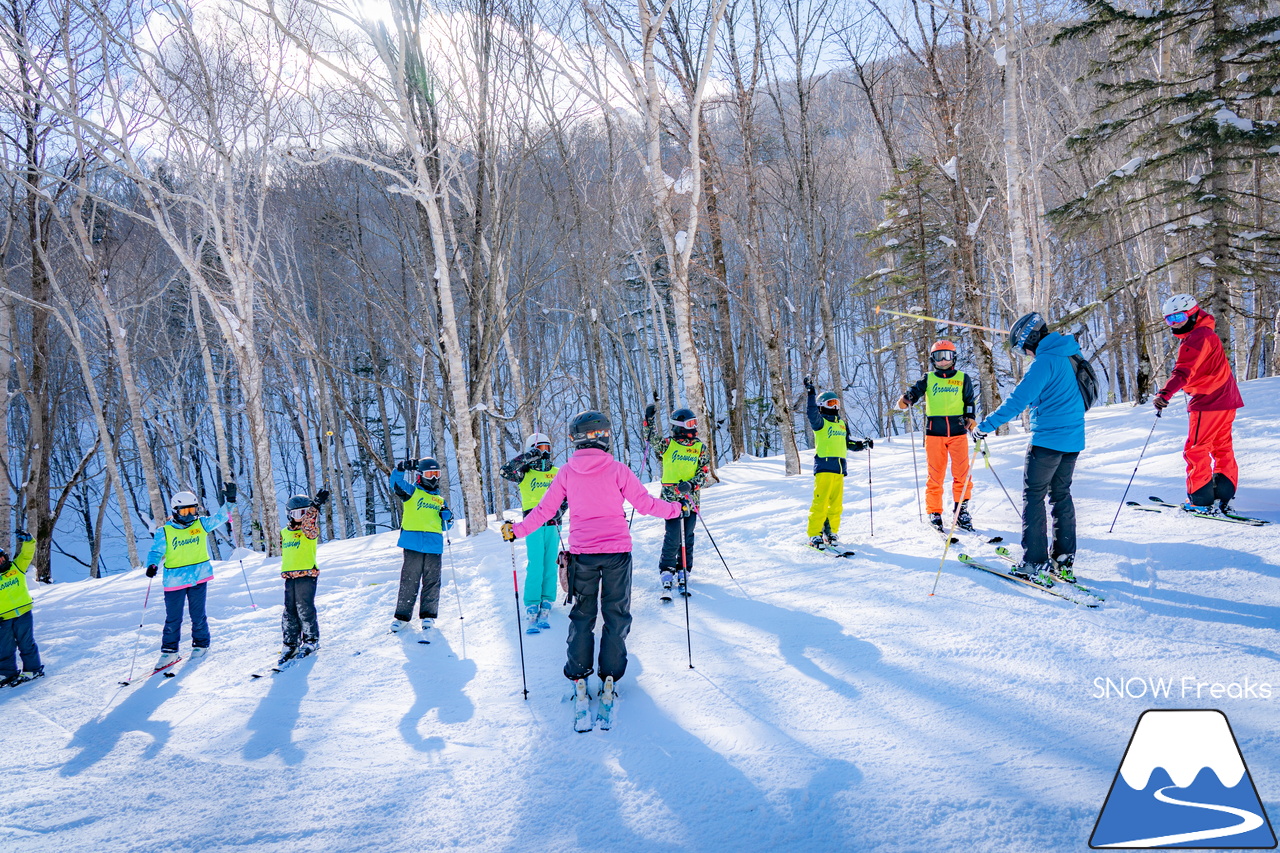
left=3, top=380, right=1279, bottom=853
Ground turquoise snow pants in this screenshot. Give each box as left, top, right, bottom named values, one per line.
left=523, top=523, right=560, bottom=607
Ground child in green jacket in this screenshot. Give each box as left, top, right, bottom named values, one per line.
left=0, top=531, right=43, bottom=687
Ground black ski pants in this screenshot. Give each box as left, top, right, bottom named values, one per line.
left=564, top=552, right=632, bottom=682
left=1021, top=445, right=1079, bottom=565
left=659, top=513, right=696, bottom=573
left=282, top=576, right=319, bottom=647
left=394, top=550, right=442, bottom=622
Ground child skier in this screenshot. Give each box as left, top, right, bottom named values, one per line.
left=501, top=410, right=685, bottom=732
left=500, top=433, right=566, bottom=634
left=389, top=457, right=453, bottom=636
left=0, top=530, right=42, bottom=687
left=897, top=340, right=979, bottom=532
left=145, top=485, right=236, bottom=671
left=1153, top=294, right=1244, bottom=513
left=643, top=403, right=711, bottom=599
left=278, top=489, right=330, bottom=665
left=803, top=378, right=872, bottom=550
left=973, top=313, right=1084, bottom=585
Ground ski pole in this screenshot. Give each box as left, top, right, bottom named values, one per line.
left=119, top=576, right=154, bottom=686
left=511, top=565, right=529, bottom=700
left=446, top=535, right=467, bottom=660
left=905, top=408, right=923, bottom=523
left=980, top=439, right=1023, bottom=521
left=864, top=438, right=875, bottom=537
left=227, top=510, right=257, bottom=610
left=696, top=512, right=734, bottom=581
left=680, top=512, right=694, bottom=670
left=1108, top=411, right=1161, bottom=533
left=930, top=439, right=982, bottom=596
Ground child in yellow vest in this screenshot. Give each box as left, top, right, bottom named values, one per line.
left=643, top=404, right=711, bottom=597
left=278, top=489, right=330, bottom=665
left=389, top=457, right=454, bottom=636
left=500, top=433, right=566, bottom=634
left=0, top=531, right=42, bottom=688
left=803, top=379, right=872, bottom=549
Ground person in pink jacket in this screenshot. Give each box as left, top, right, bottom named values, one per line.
left=502, top=410, right=684, bottom=691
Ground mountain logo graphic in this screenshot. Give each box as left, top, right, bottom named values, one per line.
left=1090, top=710, right=1276, bottom=849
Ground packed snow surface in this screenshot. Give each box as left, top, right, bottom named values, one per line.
left=4, top=379, right=1280, bottom=852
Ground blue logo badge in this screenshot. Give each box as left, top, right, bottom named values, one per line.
left=1091, top=710, right=1276, bottom=849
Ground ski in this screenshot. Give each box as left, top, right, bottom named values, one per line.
left=993, top=546, right=1106, bottom=601
left=119, top=656, right=182, bottom=686
left=808, top=542, right=856, bottom=558
left=595, top=676, right=616, bottom=731
left=251, top=647, right=318, bottom=679
left=1150, top=495, right=1270, bottom=526
left=659, top=586, right=673, bottom=603
left=572, top=678, right=594, bottom=733
left=2, top=670, right=45, bottom=689
left=956, top=554, right=1101, bottom=608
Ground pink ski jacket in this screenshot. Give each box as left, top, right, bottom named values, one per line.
left=513, top=448, right=683, bottom=554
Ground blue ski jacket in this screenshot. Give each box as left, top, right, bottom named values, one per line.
left=389, top=469, right=453, bottom=555
left=978, top=332, right=1086, bottom=453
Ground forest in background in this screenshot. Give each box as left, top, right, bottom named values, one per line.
left=1, top=0, right=1276, bottom=579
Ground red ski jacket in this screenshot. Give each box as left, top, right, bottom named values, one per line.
left=1158, top=311, right=1243, bottom=412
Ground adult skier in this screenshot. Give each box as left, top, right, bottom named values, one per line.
left=973, top=313, right=1084, bottom=586
left=500, top=410, right=685, bottom=731
left=643, top=404, right=711, bottom=598
left=0, top=530, right=42, bottom=687
left=897, top=339, right=979, bottom=532
left=277, top=489, right=330, bottom=665
left=500, top=433, right=566, bottom=633
left=803, top=378, right=872, bottom=549
left=389, top=457, right=454, bottom=636
left=145, top=485, right=236, bottom=670
left=1153, top=294, right=1244, bottom=513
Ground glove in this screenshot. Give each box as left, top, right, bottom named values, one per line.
left=864, top=437, right=874, bottom=450
left=679, top=497, right=694, bottom=517
left=441, top=508, right=453, bottom=523
left=313, top=488, right=331, bottom=506
left=222, top=482, right=237, bottom=503
left=394, top=459, right=406, bottom=472
left=1153, top=392, right=1170, bottom=410
left=15, top=529, right=30, bottom=543
left=500, top=521, right=516, bottom=542
left=896, top=396, right=910, bottom=410
left=803, top=376, right=815, bottom=393
left=146, top=564, right=159, bottom=578
left=674, top=480, right=695, bottom=495
left=965, top=419, right=977, bottom=432
left=971, top=428, right=988, bottom=441
left=644, top=403, right=656, bottom=424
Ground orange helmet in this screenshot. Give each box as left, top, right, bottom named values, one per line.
left=930, top=339, right=957, bottom=366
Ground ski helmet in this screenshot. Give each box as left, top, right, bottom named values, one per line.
left=0, top=547, right=9, bottom=572
left=929, top=339, right=957, bottom=367
left=286, top=494, right=311, bottom=522
left=1161, top=293, right=1199, bottom=328
left=526, top=432, right=552, bottom=452
left=818, top=391, right=840, bottom=410
left=1008, top=312, right=1048, bottom=356
left=569, top=410, right=612, bottom=451
left=670, top=407, right=698, bottom=440
left=169, top=490, right=199, bottom=526
left=416, top=457, right=441, bottom=490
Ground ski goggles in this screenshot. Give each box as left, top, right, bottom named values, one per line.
left=672, top=416, right=698, bottom=431
left=417, top=468, right=441, bottom=480
left=1164, top=311, right=1190, bottom=327
left=288, top=507, right=310, bottom=522
left=929, top=350, right=956, bottom=365
left=580, top=427, right=611, bottom=442
left=533, top=443, right=552, bottom=453
left=173, top=505, right=199, bottom=519
left=819, top=398, right=840, bottom=409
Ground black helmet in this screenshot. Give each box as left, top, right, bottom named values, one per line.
left=1009, top=312, right=1048, bottom=356
left=286, top=494, right=311, bottom=522
left=416, top=457, right=441, bottom=490
left=569, top=410, right=612, bottom=451
left=670, top=407, right=698, bottom=440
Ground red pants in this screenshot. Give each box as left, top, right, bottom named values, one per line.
left=925, top=434, right=973, bottom=514
left=1184, top=409, right=1237, bottom=498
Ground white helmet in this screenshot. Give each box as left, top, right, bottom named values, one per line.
left=170, top=491, right=198, bottom=512
left=1161, top=293, right=1198, bottom=319
left=526, top=432, right=551, bottom=450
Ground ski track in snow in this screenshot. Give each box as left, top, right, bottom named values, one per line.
left=4, top=379, right=1280, bottom=852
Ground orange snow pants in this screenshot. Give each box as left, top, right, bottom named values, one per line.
left=925, top=434, right=973, bottom=514
left=1185, top=409, right=1237, bottom=500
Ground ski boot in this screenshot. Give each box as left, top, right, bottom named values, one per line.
left=573, top=678, right=594, bottom=733
left=1181, top=502, right=1216, bottom=516
left=390, top=619, right=409, bottom=633
left=297, top=641, right=318, bottom=659
left=1051, top=554, right=1076, bottom=584
left=808, top=535, right=826, bottom=550
left=824, top=531, right=840, bottom=547
left=1010, top=561, right=1054, bottom=587
left=0, top=673, right=18, bottom=688
left=6, top=666, right=44, bottom=687
left=928, top=513, right=944, bottom=532
left=189, top=646, right=209, bottom=660
left=536, top=601, right=552, bottom=630
left=660, top=570, right=674, bottom=602
left=278, top=645, right=297, bottom=666
left=596, top=676, right=616, bottom=730
left=154, top=651, right=180, bottom=671
left=525, top=605, right=541, bottom=634
left=954, top=500, right=974, bottom=532
left=676, top=569, right=689, bottom=597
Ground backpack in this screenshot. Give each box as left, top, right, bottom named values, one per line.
left=1070, top=354, right=1099, bottom=410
